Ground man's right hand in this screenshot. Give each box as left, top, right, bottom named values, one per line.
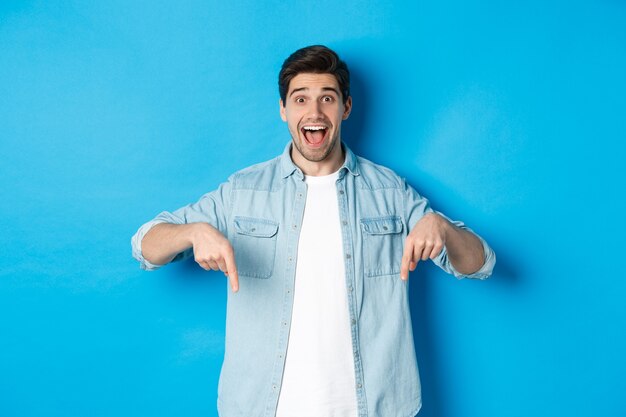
left=142, top=222, right=239, bottom=293
left=190, top=223, right=239, bottom=293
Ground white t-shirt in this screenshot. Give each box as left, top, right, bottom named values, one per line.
left=275, top=171, right=358, bottom=417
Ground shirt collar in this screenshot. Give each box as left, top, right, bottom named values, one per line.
left=280, top=141, right=360, bottom=180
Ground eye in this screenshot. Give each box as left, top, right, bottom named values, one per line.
left=322, top=96, right=334, bottom=103
left=294, top=97, right=305, bottom=104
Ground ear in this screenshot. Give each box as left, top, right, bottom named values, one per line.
left=279, top=99, right=287, bottom=122
left=342, top=96, right=352, bottom=120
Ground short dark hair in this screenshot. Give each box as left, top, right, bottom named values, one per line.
left=279, top=45, right=350, bottom=104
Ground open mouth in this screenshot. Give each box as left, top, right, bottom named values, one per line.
left=301, top=124, right=329, bottom=146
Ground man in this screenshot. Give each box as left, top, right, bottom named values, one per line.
left=131, top=45, right=495, bottom=417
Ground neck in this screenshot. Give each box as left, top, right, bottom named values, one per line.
left=291, top=142, right=345, bottom=176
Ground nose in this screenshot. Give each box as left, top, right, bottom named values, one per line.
left=307, top=100, right=323, bottom=118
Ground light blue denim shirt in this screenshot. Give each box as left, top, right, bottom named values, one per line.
left=131, top=142, right=495, bottom=417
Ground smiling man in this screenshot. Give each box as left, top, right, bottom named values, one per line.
left=281, top=72, right=350, bottom=173
left=131, top=45, right=495, bottom=417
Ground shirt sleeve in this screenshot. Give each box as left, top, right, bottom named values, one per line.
left=403, top=179, right=496, bottom=280
left=130, top=179, right=232, bottom=271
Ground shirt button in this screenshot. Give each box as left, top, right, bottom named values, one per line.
left=339, top=190, right=345, bottom=195
left=382, top=226, right=388, bottom=231
left=348, top=285, right=353, bottom=292
left=342, top=220, right=347, bottom=225
left=292, top=224, right=297, bottom=229
left=357, top=383, right=362, bottom=389
left=351, top=319, right=356, bottom=325
left=288, top=256, right=293, bottom=262
left=346, top=253, right=351, bottom=259
left=273, top=385, right=278, bottom=390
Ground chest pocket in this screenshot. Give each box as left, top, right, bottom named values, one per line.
left=361, top=216, right=404, bottom=277
left=233, top=216, right=279, bottom=279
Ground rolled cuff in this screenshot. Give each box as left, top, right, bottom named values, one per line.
left=434, top=233, right=496, bottom=280
left=130, top=219, right=169, bottom=271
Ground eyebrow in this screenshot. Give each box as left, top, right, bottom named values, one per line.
left=289, top=86, right=340, bottom=97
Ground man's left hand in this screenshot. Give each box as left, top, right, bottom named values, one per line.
left=400, top=212, right=449, bottom=280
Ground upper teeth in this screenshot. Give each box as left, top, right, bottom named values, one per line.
left=303, top=126, right=326, bottom=131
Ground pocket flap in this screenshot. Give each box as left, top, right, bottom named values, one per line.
left=360, top=216, right=403, bottom=235
left=234, top=216, right=279, bottom=238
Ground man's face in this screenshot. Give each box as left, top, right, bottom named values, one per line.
left=280, top=73, right=352, bottom=173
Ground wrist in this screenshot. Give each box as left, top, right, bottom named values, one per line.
left=187, top=222, right=214, bottom=246
left=433, top=212, right=453, bottom=239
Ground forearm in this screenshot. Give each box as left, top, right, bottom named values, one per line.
left=141, top=223, right=200, bottom=266
left=443, top=222, right=485, bottom=275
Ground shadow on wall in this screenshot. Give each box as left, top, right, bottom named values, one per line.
left=341, top=64, right=370, bottom=157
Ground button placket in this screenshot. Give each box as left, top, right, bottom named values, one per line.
left=337, top=177, right=368, bottom=413
left=271, top=180, right=307, bottom=412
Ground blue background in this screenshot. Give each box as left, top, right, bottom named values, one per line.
left=1, top=1, right=625, bottom=416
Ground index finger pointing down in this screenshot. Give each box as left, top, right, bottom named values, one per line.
left=224, top=251, right=239, bottom=293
